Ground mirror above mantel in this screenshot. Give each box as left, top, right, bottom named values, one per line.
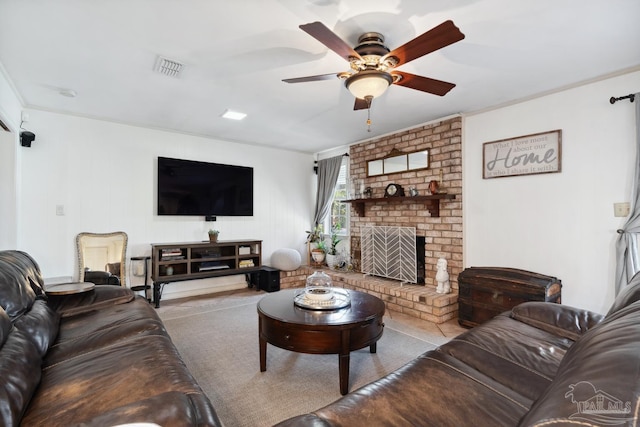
left=367, top=148, right=429, bottom=177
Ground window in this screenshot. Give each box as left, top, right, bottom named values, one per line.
left=323, top=157, right=349, bottom=236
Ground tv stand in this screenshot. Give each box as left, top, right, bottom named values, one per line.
left=151, top=239, right=262, bottom=307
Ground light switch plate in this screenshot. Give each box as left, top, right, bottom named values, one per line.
left=614, top=202, right=630, bottom=217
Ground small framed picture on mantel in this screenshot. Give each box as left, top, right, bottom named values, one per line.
left=482, top=129, right=562, bottom=179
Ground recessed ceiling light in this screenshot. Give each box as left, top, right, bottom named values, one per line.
left=221, top=110, right=247, bottom=120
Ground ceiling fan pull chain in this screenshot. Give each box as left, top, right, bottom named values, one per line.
left=366, top=95, right=372, bottom=132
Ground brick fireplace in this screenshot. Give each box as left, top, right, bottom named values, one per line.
left=277, top=116, right=463, bottom=324
left=349, top=116, right=463, bottom=292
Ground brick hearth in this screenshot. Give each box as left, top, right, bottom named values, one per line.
left=279, top=266, right=458, bottom=324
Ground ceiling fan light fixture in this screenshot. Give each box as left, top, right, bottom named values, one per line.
left=345, top=70, right=393, bottom=99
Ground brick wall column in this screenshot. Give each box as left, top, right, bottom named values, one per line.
left=349, top=116, right=462, bottom=289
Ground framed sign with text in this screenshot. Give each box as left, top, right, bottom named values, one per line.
left=483, top=129, right=562, bottom=179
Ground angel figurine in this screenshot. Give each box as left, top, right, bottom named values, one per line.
left=435, top=258, right=451, bottom=294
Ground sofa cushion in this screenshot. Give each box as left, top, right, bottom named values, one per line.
left=518, top=300, right=640, bottom=426
left=0, top=306, right=42, bottom=427
left=0, top=256, right=38, bottom=319
left=44, top=299, right=166, bottom=368
left=12, top=299, right=60, bottom=357
left=44, top=316, right=166, bottom=368
left=22, top=334, right=219, bottom=426
left=440, top=312, right=573, bottom=401
left=54, top=296, right=159, bottom=343
left=288, top=349, right=532, bottom=427
left=0, top=251, right=46, bottom=293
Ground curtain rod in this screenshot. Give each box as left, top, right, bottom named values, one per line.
left=313, top=153, right=349, bottom=173
left=313, top=153, right=348, bottom=164
left=610, top=94, right=635, bottom=104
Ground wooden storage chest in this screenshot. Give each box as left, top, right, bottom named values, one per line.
left=458, top=267, right=562, bottom=328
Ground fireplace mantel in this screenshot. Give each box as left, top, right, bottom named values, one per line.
left=344, top=194, right=456, bottom=217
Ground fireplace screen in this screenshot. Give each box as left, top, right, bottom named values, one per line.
left=361, top=225, right=418, bottom=284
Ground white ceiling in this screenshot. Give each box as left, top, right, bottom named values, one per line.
left=1, top=0, right=639, bottom=154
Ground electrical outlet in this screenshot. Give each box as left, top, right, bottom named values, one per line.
left=56, top=205, right=65, bottom=216
left=614, top=202, right=630, bottom=217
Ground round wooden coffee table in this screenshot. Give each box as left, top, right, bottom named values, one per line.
left=257, top=288, right=385, bottom=395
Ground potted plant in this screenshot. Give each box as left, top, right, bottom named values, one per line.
left=306, top=225, right=324, bottom=265
left=305, top=225, right=323, bottom=244
left=208, top=229, right=219, bottom=243
left=325, top=224, right=341, bottom=268
left=311, top=239, right=327, bottom=265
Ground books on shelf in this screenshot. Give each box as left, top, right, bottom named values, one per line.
left=239, top=260, right=255, bottom=268
left=161, top=248, right=183, bottom=260
left=162, top=248, right=182, bottom=256
left=161, top=255, right=185, bottom=261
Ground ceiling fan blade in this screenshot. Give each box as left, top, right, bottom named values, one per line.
left=392, top=71, right=456, bottom=96
left=354, top=97, right=370, bottom=110
left=383, top=20, right=464, bottom=67
left=282, top=73, right=339, bottom=83
left=299, top=21, right=362, bottom=62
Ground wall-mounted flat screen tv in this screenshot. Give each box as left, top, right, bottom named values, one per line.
left=157, top=156, right=253, bottom=216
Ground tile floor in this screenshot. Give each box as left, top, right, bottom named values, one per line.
left=155, top=287, right=467, bottom=346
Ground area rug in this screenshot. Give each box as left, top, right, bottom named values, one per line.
left=160, top=297, right=437, bottom=426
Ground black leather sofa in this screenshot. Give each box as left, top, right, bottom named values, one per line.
left=0, top=250, right=220, bottom=426
left=277, top=272, right=640, bottom=426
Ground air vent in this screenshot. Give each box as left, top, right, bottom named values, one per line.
left=154, top=56, right=183, bottom=77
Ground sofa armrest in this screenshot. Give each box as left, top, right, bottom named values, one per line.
left=511, top=302, right=603, bottom=341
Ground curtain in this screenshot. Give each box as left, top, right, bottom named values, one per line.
left=615, top=92, right=640, bottom=294
left=312, top=155, right=343, bottom=228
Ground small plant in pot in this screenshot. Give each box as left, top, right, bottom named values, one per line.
left=208, top=229, right=219, bottom=243
left=311, top=239, right=327, bottom=265
left=305, top=225, right=323, bottom=245
left=306, top=225, right=325, bottom=265
left=325, top=224, right=342, bottom=268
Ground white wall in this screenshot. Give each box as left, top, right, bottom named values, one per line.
left=16, top=109, right=314, bottom=299
left=4, top=65, right=640, bottom=308
left=0, top=66, right=22, bottom=250
left=0, top=130, right=17, bottom=249
left=464, top=70, right=640, bottom=313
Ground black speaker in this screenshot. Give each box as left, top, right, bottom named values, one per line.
left=20, top=131, right=35, bottom=147
left=259, top=266, right=280, bottom=292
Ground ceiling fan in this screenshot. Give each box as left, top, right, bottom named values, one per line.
left=283, top=20, right=465, bottom=111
